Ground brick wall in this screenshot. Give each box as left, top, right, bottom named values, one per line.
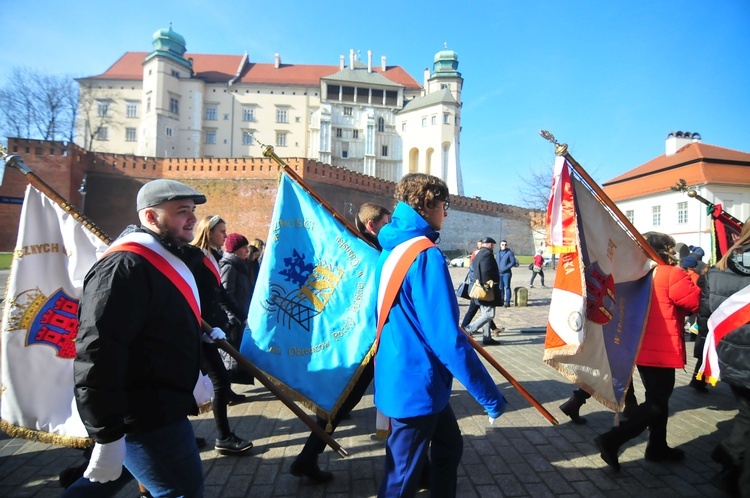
left=1, top=138, right=539, bottom=254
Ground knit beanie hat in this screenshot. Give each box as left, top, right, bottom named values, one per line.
left=680, top=256, right=698, bottom=269
left=688, top=245, right=705, bottom=261
left=225, top=233, right=249, bottom=253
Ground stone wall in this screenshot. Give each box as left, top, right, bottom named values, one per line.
left=0, top=138, right=540, bottom=254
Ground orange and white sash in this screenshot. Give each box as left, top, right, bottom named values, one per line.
left=374, top=236, right=436, bottom=437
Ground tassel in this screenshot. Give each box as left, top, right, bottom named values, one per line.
left=326, top=419, right=333, bottom=433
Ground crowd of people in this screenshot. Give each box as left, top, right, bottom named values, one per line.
left=59, top=176, right=750, bottom=498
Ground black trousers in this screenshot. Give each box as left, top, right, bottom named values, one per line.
left=296, top=360, right=374, bottom=462
left=201, top=342, right=233, bottom=439
left=601, top=366, right=675, bottom=450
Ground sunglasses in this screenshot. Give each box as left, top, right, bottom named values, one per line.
left=441, top=200, right=450, bottom=212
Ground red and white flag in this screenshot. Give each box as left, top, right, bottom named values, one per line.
left=546, top=156, right=576, bottom=254
left=698, top=283, right=750, bottom=385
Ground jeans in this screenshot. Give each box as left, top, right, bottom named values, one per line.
left=529, top=269, right=544, bottom=286
left=62, top=418, right=203, bottom=498
left=379, top=404, right=463, bottom=498
left=125, top=418, right=204, bottom=497
left=500, top=273, right=512, bottom=304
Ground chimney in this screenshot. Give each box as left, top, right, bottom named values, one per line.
left=367, top=50, right=373, bottom=73
left=424, top=68, right=430, bottom=90
left=349, top=49, right=355, bottom=69
left=665, top=131, right=701, bottom=156
left=339, top=55, right=345, bottom=70
left=381, top=55, right=387, bottom=72
left=274, top=53, right=280, bottom=69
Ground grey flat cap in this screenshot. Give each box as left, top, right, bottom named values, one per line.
left=480, top=237, right=497, bottom=244
left=136, top=179, right=207, bottom=211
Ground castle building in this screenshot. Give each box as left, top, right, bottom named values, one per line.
left=76, top=27, right=464, bottom=193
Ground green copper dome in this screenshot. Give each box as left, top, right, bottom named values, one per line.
left=152, top=27, right=187, bottom=57
left=433, top=47, right=460, bottom=76
left=145, top=26, right=192, bottom=72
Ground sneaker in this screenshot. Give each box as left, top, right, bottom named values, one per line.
left=290, top=459, right=334, bottom=483
left=504, top=303, right=510, bottom=308
left=228, top=392, right=248, bottom=405
left=215, top=434, right=253, bottom=454
left=529, top=285, right=534, bottom=288
left=645, top=445, right=684, bottom=463
left=482, top=337, right=501, bottom=346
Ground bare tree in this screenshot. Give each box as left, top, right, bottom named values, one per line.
left=76, top=80, right=119, bottom=151
left=518, top=162, right=554, bottom=210
left=0, top=67, right=77, bottom=142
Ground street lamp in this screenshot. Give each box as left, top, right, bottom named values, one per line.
left=78, top=175, right=87, bottom=214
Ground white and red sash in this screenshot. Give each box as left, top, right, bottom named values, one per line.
left=103, top=232, right=202, bottom=326
left=202, top=249, right=222, bottom=286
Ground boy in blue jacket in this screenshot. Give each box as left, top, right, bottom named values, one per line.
left=375, top=173, right=506, bottom=497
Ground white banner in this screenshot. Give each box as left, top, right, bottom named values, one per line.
left=1, top=186, right=108, bottom=447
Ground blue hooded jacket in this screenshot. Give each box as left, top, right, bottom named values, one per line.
left=374, top=202, right=506, bottom=419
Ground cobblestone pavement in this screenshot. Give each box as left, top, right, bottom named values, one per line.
left=0, top=267, right=737, bottom=497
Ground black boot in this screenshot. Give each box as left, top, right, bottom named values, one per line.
left=559, top=394, right=587, bottom=424
left=622, top=387, right=638, bottom=418
left=594, top=433, right=621, bottom=472
left=290, top=455, right=333, bottom=484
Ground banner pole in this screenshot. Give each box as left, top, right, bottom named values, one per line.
left=539, top=130, right=663, bottom=264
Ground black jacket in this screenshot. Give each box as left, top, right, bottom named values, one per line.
left=74, top=228, right=203, bottom=443
left=220, top=253, right=253, bottom=324
left=470, top=246, right=500, bottom=304
left=697, top=266, right=750, bottom=389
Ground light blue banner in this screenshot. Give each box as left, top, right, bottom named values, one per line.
left=240, top=173, right=380, bottom=415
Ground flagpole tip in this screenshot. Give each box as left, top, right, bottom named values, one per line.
left=539, top=130, right=568, bottom=156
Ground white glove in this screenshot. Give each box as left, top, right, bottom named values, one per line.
left=210, top=327, right=226, bottom=341
left=489, top=416, right=496, bottom=426
left=84, top=437, right=126, bottom=483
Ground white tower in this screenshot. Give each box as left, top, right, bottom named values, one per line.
left=397, top=46, right=464, bottom=195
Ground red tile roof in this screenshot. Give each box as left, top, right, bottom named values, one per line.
left=603, top=142, right=750, bottom=201
left=84, top=52, right=421, bottom=89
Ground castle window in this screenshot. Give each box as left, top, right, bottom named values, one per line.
left=335, top=128, right=342, bottom=138
left=276, top=132, right=287, bottom=147
left=97, top=101, right=109, bottom=117
left=652, top=205, right=661, bottom=226
left=381, top=145, right=388, bottom=157
left=353, top=129, right=359, bottom=139
left=169, top=97, right=180, bottom=115
left=97, top=127, right=108, bottom=141
left=243, top=130, right=254, bottom=145
left=377, top=117, right=385, bottom=132
left=443, top=113, right=450, bottom=124
left=166, top=127, right=173, bottom=137
left=421, top=117, right=426, bottom=127
left=204, top=130, right=217, bottom=144
left=276, top=108, right=288, bottom=123
left=431, top=115, right=437, bottom=125
left=343, top=106, right=353, bottom=116
left=242, top=107, right=255, bottom=121
left=625, top=210, right=634, bottom=224
left=125, top=128, right=137, bottom=141
left=205, top=106, right=217, bottom=121
left=126, top=102, right=138, bottom=118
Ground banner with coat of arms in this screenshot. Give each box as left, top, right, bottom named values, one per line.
left=240, top=172, right=380, bottom=420
left=1, top=185, right=108, bottom=447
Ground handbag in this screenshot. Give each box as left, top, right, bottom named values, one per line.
left=456, top=273, right=471, bottom=299
left=533, top=265, right=542, bottom=273
left=469, top=279, right=495, bottom=302
left=528, top=263, right=534, bottom=270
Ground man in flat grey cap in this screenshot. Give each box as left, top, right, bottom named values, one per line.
left=465, top=237, right=501, bottom=346
left=69, top=179, right=209, bottom=496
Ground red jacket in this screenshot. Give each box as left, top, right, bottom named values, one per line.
left=636, top=264, right=701, bottom=369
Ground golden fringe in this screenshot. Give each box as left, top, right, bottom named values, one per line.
left=196, top=401, right=214, bottom=415
left=543, top=359, right=621, bottom=412
left=0, top=419, right=93, bottom=449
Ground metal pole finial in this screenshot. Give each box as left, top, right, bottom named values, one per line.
left=539, top=130, right=568, bottom=156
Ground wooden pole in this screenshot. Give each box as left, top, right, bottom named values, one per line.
left=1, top=151, right=348, bottom=457
left=461, top=328, right=559, bottom=426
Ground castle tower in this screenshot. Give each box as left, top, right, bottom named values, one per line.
left=397, top=46, right=464, bottom=195
left=138, top=27, right=202, bottom=158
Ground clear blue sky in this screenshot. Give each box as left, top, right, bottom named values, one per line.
left=2, top=1, right=748, bottom=207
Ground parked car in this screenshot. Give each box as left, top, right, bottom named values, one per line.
left=450, top=255, right=471, bottom=267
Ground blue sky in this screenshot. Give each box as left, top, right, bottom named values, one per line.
left=2, top=1, right=748, bottom=207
